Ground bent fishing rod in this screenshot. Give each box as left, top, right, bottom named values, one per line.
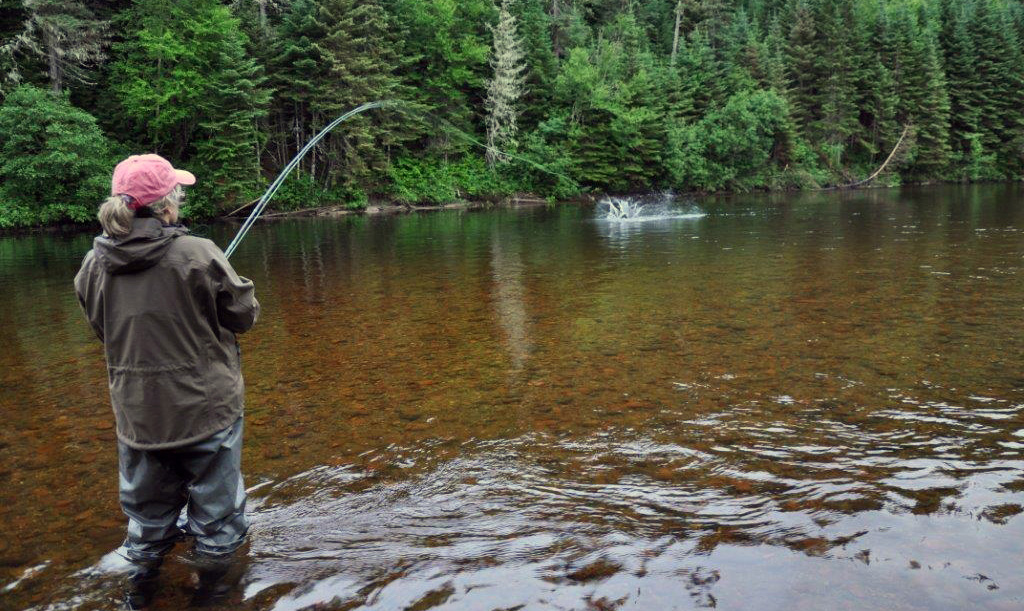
left=223, top=100, right=576, bottom=259
left=224, top=100, right=394, bottom=258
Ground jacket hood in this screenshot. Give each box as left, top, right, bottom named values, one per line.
left=93, top=217, right=190, bottom=274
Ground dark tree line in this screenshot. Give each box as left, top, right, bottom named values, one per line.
left=0, top=0, right=1022, bottom=227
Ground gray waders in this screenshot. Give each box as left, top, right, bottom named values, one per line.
left=117, top=417, right=249, bottom=566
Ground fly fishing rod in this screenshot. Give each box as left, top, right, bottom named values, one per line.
left=224, top=100, right=395, bottom=258
left=223, top=100, right=576, bottom=259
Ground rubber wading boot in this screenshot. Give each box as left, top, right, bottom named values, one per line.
left=189, top=557, right=233, bottom=608
left=123, top=565, right=160, bottom=610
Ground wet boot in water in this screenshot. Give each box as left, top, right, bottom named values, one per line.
left=188, top=556, right=233, bottom=608
left=123, top=564, right=161, bottom=610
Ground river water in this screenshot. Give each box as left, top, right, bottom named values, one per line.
left=1, top=186, right=1023, bottom=610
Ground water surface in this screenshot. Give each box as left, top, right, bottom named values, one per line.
left=2, top=185, right=1023, bottom=610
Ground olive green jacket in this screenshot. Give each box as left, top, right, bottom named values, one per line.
left=74, top=218, right=259, bottom=450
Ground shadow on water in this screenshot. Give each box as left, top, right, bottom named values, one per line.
left=4, top=184, right=1024, bottom=610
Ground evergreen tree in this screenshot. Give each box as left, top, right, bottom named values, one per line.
left=546, top=10, right=665, bottom=190
left=267, top=0, right=328, bottom=173
left=485, top=0, right=528, bottom=167
left=806, top=0, right=858, bottom=171
left=881, top=2, right=950, bottom=180
left=676, top=29, right=727, bottom=120
left=937, top=0, right=982, bottom=176
left=389, top=0, right=494, bottom=154
left=784, top=0, right=822, bottom=140
left=951, top=0, right=1024, bottom=177
left=990, top=2, right=1024, bottom=177
left=510, top=0, right=558, bottom=129
left=313, top=0, right=403, bottom=189
left=849, top=1, right=897, bottom=168
left=3, top=0, right=108, bottom=94
left=111, top=0, right=269, bottom=210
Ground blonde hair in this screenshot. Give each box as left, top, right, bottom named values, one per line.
left=98, top=185, right=184, bottom=238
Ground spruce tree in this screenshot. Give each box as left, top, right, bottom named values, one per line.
left=389, top=0, right=494, bottom=154
left=813, top=0, right=859, bottom=170
left=964, top=0, right=1006, bottom=174
left=990, top=3, right=1024, bottom=177
left=485, top=0, right=528, bottom=167
left=111, top=0, right=269, bottom=209
left=849, top=1, right=897, bottom=167
left=312, top=0, right=402, bottom=189
left=267, top=0, right=328, bottom=173
left=879, top=2, right=950, bottom=180
left=510, top=0, right=558, bottom=129
left=4, top=0, right=108, bottom=94
left=940, top=9, right=982, bottom=176
left=784, top=0, right=822, bottom=141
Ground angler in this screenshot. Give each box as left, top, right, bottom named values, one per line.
left=74, top=154, right=260, bottom=608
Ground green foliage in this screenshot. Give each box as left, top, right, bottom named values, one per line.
left=111, top=0, right=268, bottom=212
left=3, top=0, right=1024, bottom=230
left=272, top=175, right=367, bottom=211
left=389, top=0, right=494, bottom=153
left=667, top=89, right=799, bottom=191
left=0, top=85, right=110, bottom=227
left=312, top=0, right=406, bottom=187
left=389, top=155, right=512, bottom=204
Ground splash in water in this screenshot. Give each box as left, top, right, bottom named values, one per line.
left=598, top=193, right=705, bottom=221
left=603, top=197, right=647, bottom=219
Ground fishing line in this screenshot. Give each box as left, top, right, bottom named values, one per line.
left=223, top=99, right=576, bottom=259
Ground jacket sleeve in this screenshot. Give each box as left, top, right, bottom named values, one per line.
left=207, top=247, right=260, bottom=334
left=73, top=252, right=105, bottom=343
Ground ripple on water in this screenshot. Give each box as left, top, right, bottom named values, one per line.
left=35, top=428, right=1024, bottom=610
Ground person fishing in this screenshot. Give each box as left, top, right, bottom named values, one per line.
left=73, top=154, right=260, bottom=608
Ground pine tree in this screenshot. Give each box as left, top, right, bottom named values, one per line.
left=676, top=29, right=727, bottom=120
left=389, top=0, right=494, bottom=154
left=720, top=8, right=761, bottom=94
left=812, top=0, right=858, bottom=170
left=938, top=0, right=981, bottom=174
left=881, top=2, right=950, bottom=180
left=510, top=0, right=557, bottom=129
left=485, top=0, right=527, bottom=167
left=111, top=0, right=269, bottom=209
left=3, top=0, right=108, bottom=94
left=548, top=9, right=665, bottom=191
left=957, top=0, right=1023, bottom=176
left=907, top=28, right=952, bottom=178
left=267, top=0, right=328, bottom=173
left=990, top=3, right=1024, bottom=177
left=784, top=0, right=822, bottom=140
left=312, top=0, right=403, bottom=188
left=848, top=1, right=897, bottom=166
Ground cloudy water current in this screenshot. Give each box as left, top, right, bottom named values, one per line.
left=1, top=185, right=1023, bottom=610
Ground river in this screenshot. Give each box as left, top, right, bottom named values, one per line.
left=1, top=185, right=1023, bottom=610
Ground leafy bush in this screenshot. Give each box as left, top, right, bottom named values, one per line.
left=0, top=86, right=112, bottom=227
left=518, top=116, right=585, bottom=199
left=667, top=90, right=799, bottom=192
left=389, top=155, right=513, bottom=204
left=270, top=175, right=366, bottom=211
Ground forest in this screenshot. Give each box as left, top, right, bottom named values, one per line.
left=0, top=0, right=1022, bottom=227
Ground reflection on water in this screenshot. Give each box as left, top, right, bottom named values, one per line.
left=2, top=185, right=1024, bottom=610
left=490, top=231, right=531, bottom=374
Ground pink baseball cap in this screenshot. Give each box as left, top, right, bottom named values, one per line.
left=111, top=154, right=196, bottom=209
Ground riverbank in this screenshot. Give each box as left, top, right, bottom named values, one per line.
left=2, top=180, right=1018, bottom=236
left=226, top=194, right=558, bottom=221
